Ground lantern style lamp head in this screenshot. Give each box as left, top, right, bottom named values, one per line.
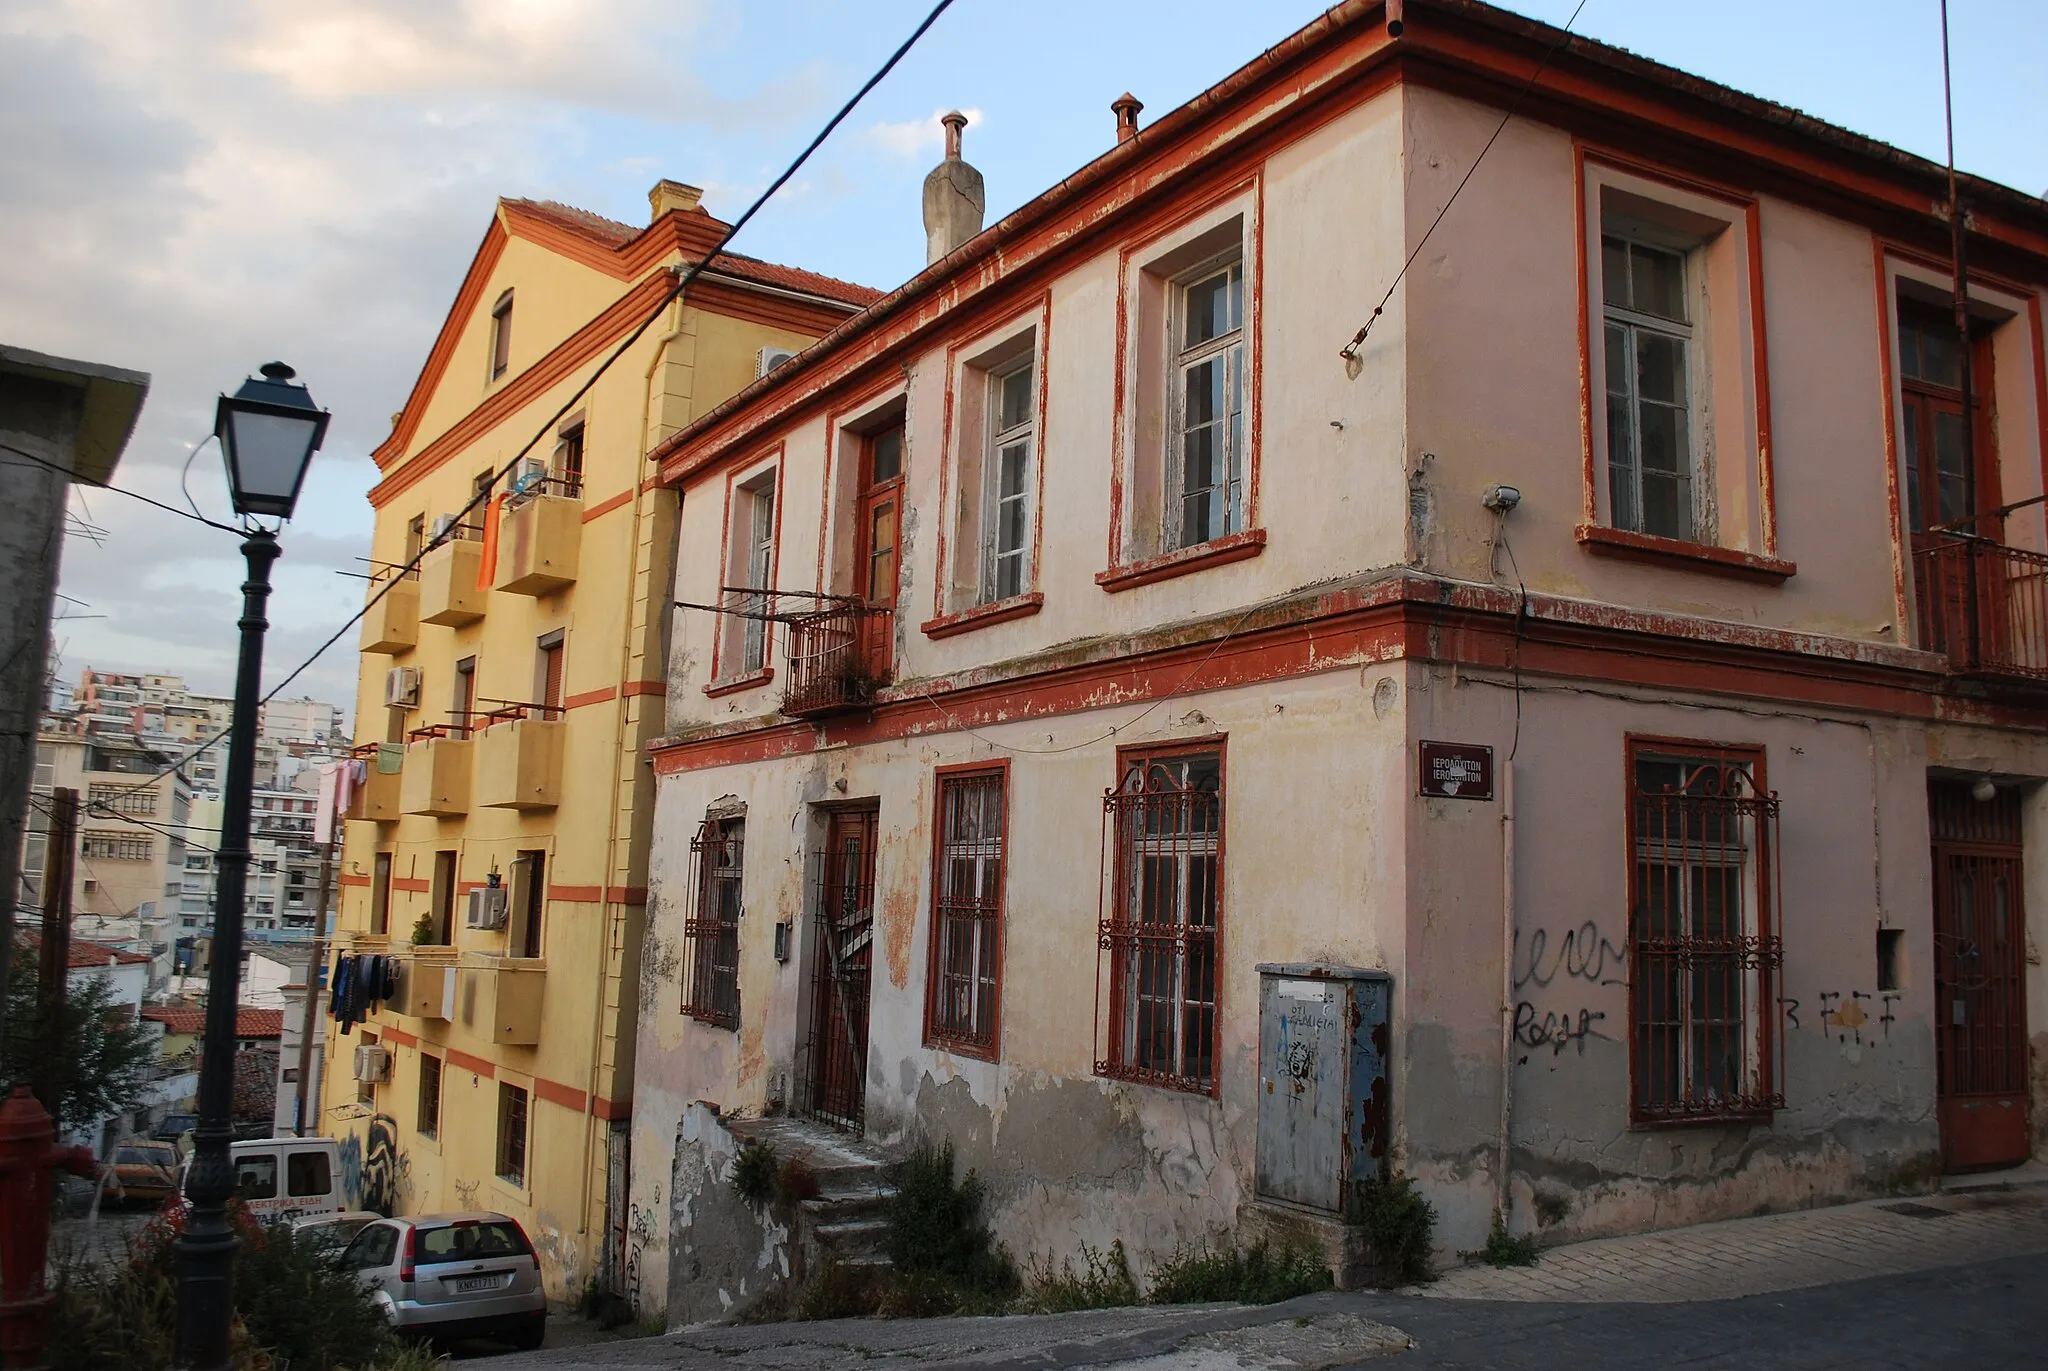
left=215, top=361, right=329, bottom=520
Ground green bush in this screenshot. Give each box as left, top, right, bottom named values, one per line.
left=1024, top=1240, right=1140, bottom=1313
left=885, top=1140, right=1017, bottom=1301
left=730, top=1138, right=779, bottom=1206
left=795, top=1260, right=886, bottom=1321
left=1147, top=1238, right=1333, bottom=1306
left=1357, top=1173, right=1437, bottom=1286
left=47, top=1198, right=438, bottom=1371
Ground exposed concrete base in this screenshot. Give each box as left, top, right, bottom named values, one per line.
left=1240, top=1197, right=1374, bottom=1290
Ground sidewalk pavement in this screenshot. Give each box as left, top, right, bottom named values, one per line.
left=507, top=1182, right=2048, bottom=1369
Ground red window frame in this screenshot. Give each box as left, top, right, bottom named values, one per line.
left=1625, top=736, right=1784, bottom=1125
left=923, top=762, right=1008, bottom=1059
left=1095, top=739, right=1225, bottom=1097
left=682, top=815, right=744, bottom=1029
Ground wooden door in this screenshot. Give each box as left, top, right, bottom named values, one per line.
left=1929, top=781, right=2030, bottom=1171
left=1901, top=308, right=2000, bottom=656
left=806, top=807, right=878, bottom=1131
left=855, top=425, right=903, bottom=681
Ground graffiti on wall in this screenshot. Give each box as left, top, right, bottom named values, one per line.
left=1512, top=921, right=1624, bottom=1062
left=453, top=1178, right=481, bottom=1210
left=624, top=1180, right=662, bottom=1311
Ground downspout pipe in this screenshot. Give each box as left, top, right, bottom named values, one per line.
left=1497, top=758, right=1516, bottom=1228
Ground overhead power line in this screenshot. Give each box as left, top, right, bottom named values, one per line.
left=0, top=439, right=245, bottom=535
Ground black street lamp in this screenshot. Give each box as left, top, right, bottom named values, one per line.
left=175, top=362, right=327, bottom=1370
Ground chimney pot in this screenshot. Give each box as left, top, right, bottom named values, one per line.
left=647, top=178, right=704, bottom=224
left=922, top=112, right=985, bottom=265
left=1112, top=92, right=1143, bottom=143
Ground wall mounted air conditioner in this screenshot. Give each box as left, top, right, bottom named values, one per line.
left=756, top=346, right=797, bottom=379
left=430, top=513, right=458, bottom=542
left=352, top=1044, right=389, bottom=1083
left=466, top=886, right=509, bottom=931
left=383, top=666, right=421, bottom=709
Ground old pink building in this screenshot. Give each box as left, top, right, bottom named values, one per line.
left=627, top=0, right=2048, bottom=1321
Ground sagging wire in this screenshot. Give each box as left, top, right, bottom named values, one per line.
left=0, top=439, right=245, bottom=536
left=75, top=0, right=962, bottom=810
left=1339, top=0, right=1591, bottom=365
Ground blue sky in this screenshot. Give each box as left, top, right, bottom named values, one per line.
left=2, top=0, right=2042, bottom=715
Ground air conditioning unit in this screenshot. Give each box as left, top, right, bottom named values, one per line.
left=430, top=513, right=458, bottom=542
left=466, top=886, right=509, bottom=931
left=352, top=1044, right=389, bottom=1083
left=756, top=346, right=797, bottom=379
left=383, top=666, right=421, bottom=709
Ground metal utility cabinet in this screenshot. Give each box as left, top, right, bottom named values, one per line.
left=1254, top=964, right=1391, bottom=1213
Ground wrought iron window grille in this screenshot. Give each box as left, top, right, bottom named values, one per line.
left=682, top=817, right=744, bottom=1029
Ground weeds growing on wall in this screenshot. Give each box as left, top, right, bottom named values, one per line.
left=47, top=1198, right=441, bottom=1371
left=1356, top=1173, right=1437, bottom=1286
left=884, top=1140, right=1018, bottom=1305
left=729, top=1138, right=779, bottom=1206
left=1475, top=1212, right=1541, bottom=1268
left=1023, top=1240, right=1140, bottom=1313
left=1147, top=1238, right=1334, bottom=1306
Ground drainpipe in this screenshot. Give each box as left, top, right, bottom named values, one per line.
left=574, top=279, right=686, bottom=1283
left=1496, top=758, right=1516, bottom=1227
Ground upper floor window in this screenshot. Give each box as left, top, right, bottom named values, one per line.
left=1580, top=159, right=1777, bottom=568
left=1897, top=308, right=1977, bottom=536
left=488, top=290, right=514, bottom=382
left=1603, top=236, right=1695, bottom=541
left=985, top=359, right=1036, bottom=601
left=555, top=419, right=586, bottom=499
left=1171, top=259, right=1246, bottom=550
left=717, top=470, right=777, bottom=680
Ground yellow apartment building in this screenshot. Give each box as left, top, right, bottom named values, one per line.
left=318, top=180, right=876, bottom=1301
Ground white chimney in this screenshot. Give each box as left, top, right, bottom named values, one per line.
left=922, top=111, right=985, bottom=265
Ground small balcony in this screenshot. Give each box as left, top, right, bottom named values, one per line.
left=1913, top=536, right=2048, bottom=682
left=399, top=949, right=456, bottom=1021
left=398, top=727, right=472, bottom=817
left=457, top=953, right=545, bottom=1046
left=783, top=601, right=891, bottom=718
left=345, top=745, right=402, bottom=822
left=358, top=572, right=418, bottom=654
left=493, top=482, right=582, bottom=597
left=473, top=706, right=564, bottom=811
left=419, top=530, right=487, bottom=627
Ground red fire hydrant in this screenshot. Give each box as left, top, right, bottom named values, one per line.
left=0, top=1086, right=97, bottom=1370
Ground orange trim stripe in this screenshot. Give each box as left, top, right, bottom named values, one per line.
left=623, top=678, right=667, bottom=698
left=548, top=884, right=604, bottom=903
left=565, top=686, right=616, bottom=710
left=580, top=488, right=635, bottom=523
left=446, top=1048, right=495, bottom=1078
left=535, top=1077, right=587, bottom=1113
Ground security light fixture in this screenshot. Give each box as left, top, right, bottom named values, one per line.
left=1483, top=484, right=1522, bottom=513
left=1972, top=777, right=1998, bottom=803
left=215, top=361, right=329, bottom=520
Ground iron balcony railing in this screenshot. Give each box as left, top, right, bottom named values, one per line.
left=782, top=602, right=891, bottom=717
left=1913, top=535, right=2048, bottom=682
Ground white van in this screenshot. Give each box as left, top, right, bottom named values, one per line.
left=228, top=1137, right=345, bottom=1223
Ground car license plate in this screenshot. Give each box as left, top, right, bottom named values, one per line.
left=455, top=1276, right=500, bottom=1293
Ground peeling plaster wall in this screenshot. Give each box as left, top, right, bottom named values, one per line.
left=663, top=1102, right=790, bottom=1326
left=1400, top=663, right=2048, bottom=1251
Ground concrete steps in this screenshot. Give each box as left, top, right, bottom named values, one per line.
left=727, top=1115, right=898, bottom=1272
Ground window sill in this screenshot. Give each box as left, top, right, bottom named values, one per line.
left=703, top=667, right=775, bottom=699
left=924, top=1032, right=999, bottom=1063
left=920, top=593, right=1045, bottom=640
left=1095, top=529, right=1267, bottom=593
left=1575, top=525, right=1795, bottom=583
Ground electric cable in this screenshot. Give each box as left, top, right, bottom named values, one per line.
left=72, top=0, right=961, bottom=807
left=1339, top=0, right=1590, bottom=362
left=0, top=439, right=245, bottom=535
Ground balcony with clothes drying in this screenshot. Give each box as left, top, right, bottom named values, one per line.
left=489, top=469, right=583, bottom=597
left=342, top=742, right=402, bottom=823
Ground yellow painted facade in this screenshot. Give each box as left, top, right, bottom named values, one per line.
left=318, top=186, right=874, bottom=1301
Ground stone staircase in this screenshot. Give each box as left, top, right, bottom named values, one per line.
left=725, top=1115, right=898, bottom=1274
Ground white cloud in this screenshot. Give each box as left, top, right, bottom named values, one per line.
left=864, top=107, right=985, bottom=162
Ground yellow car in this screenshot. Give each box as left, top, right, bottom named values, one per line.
left=104, top=1140, right=181, bottom=1207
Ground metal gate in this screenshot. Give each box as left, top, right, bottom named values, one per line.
left=1929, top=781, right=2030, bottom=1171
left=804, top=806, right=877, bottom=1132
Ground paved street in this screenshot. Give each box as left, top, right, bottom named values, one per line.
left=492, top=1183, right=2048, bottom=1370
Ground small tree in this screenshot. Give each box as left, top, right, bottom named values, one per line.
left=2, top=959, right=158, bottom=1135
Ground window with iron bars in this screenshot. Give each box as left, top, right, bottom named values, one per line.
left=682, top=815, right=744, bottom=1028
left=925, top=767, right=1006, bottom=1056
left=1097, top=747, right=1222, bottom=1094
left=1628, top=741, right=1784, bottom=1124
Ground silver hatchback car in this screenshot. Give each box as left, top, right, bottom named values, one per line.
left=339, top=1211, right=547, bottom=1350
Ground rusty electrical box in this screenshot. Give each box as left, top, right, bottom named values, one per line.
left=1254, top=964, right=1391, bottom=1214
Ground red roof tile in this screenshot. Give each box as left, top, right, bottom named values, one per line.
left=141, top=1006, right=284, bottom=1038
left=502, top=198, right=883, bottom=309
left=17, top=932, right=152, bottom=968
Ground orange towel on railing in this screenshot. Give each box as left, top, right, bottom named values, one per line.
left=476, top=493, right=504, bottom=590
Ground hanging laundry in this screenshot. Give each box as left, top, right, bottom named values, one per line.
left=314, top=763, right=341, bottom=845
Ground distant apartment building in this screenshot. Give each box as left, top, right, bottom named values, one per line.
left=319, top=181, right=877, bottom=1296
left=262, top=695, right=346, bottom=744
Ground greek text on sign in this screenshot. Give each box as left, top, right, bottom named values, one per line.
left=1419, top=740, right=1495, bottom=800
